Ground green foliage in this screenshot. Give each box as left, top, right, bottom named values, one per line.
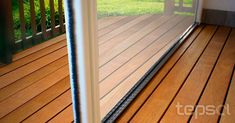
left=12, top=0, right=63, bottom=40
left=97, top=0, right=164, bottom=18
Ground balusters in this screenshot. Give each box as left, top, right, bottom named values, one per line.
left=39, top=0, right=47, bottom=40
left=30, top=0, right=37, bottom=44
left=50, top=0, right=56, bottom=36
left=19, top=0, right=27, bottom=48
left=58, top=0, right=65, bottom=33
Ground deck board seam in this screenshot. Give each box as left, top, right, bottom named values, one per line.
left=125, top=25, right=205, bottom=122
left=0, top=44, right=67, bottom=77
left=99, top=29, right=184, bottom=100
left=98, top=15, right=177, bottom=69
left=129, top=25, right=218, bottom=122
left=187, top=27, right=232, bottom=122
left=154, top=25, right=219, bottom=122
left=99, top=15, right=186, bottom=83
left=159, top=26, right=231, bottom=122
left=98, top=16, right=138, bottom=38
left=98, top=15, right=160, bottom=46
left=0, top=61, right=69, bottom=102
left=217, top=65, right=235, bottom=122
left=99, top=17, right=193, bottom=100
left=47, top=103, right=72, bottom=122
left=98, top=16, right=126, bottom=31
left=0, top=51, right=67, bottom=90
left=0, top=68, right=70, bottom=118
left=13, top=38, right=67, bottom=62
left=7, top=77, right=71, bottom=121
left=0, top=74, right=70, bottom=119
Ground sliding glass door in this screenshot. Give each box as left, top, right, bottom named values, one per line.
left=97, top=0, right=198, bottom=120
left=64, top=0, right=199, bottom=122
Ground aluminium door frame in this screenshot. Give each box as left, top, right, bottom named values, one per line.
left=64, top=0, right=100, bottom=123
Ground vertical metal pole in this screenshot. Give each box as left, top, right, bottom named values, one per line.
left=64, top=0, right=100, bottom=122
left=0, top=1, right=14, bottom=64
left=196, top=0, right=204, bottom=23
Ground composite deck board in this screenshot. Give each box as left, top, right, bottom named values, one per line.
left=160, top=27, right=230, bottom=123
left=0, top=77, right=70, bottom=122
left=0, top=14, right=195, bottom=122
left=0, top=47, right=68, bottom=89
left=189, top=28, right=235, bottom=123
left=98, top=16, right=126, bottom=30
left=99, top=15, right=182, bottom=83
left=22, top=90, right=71, bottom=123
left=220, top=67, right=235, bottom=123
left=98, top=15, right=162, bottom=59
left=0, top=65, right=69, bottom=118
left=99, top=16, right=190, bottom=97
left=98, top=16, right=137, bottom=37
left=116, top=26, right=204, bottom=123
left=48, top=105, right=74, bottom=123
left=99, top=15, right=174, bottom=66
left=117, top=26, right=235, bottom=122
left=98, top=15, right=153, bottom=45
left=0, top=40, right=67, bottom=77
left=99, top=17, right=193, bottom=118
left=129, top=25, right=217, bottom=122
left=0, top=56, right=68, bottom=102
left=13, top=34, right=66, bottom=61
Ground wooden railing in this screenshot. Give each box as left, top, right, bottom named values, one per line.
left=0, top=0, right=65, bottom=63
left=164, top=0, right=196, bottom=15
left=0, top=1, right=15, bottom=63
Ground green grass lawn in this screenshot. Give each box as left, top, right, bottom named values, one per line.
left=97, top=0, right=165, bottom=18
left=97, top=0, right=193, bottom=18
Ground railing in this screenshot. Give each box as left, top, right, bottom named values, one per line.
left=0, top=0, right=65, bottom=63
left=164, top=0, right=196, bottom=15
left=0, top=1, right=15, bottom=63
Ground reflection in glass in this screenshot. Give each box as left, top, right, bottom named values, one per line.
left=97, top=0, right=197, bottom=119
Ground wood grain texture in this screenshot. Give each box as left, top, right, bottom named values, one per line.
left=13, top=34, right=66, bottom=61
left=0, top=14, right=195, bottom=122
left=0, top=40, right=67, bottom=77
left=99, top=15, right=181, bottom=82
left=160, top=26, right=230, bottom=123
left=98, top=16, right=137, bottom=37
left=116, top=25, right=204, bottom=122
left=48, top=105, right=74, bottom=123
left=190, top=29, right=235, bottom=123
left=100, top=16, right=194, bottom=118
left=98, top=15, right=153, bottom=45
left=22, top=90, right=71, bottom=123
left=98, top=16, right=126, bottom=30
left=0, top=65, right=69, bottom=118
left=99, top=15, right=173, bottom=66
left=0, top=56, right=68, bottom=102
left=0, top=47, right=67, bottom=89
left=118, top=27, right=235, bottom=123
left=220, top=67, right=235, bottom=123
left=130, top=25, right=217, bottom=123
left=0, top=77, right=70, bottom=122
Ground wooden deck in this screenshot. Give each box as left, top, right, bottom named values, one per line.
left=117, top=25, right=235, bottom=123
left=0, top=14, right=194, bottom=122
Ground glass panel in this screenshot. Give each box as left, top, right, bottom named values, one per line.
left=97, top=0, right=197, bottom=119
